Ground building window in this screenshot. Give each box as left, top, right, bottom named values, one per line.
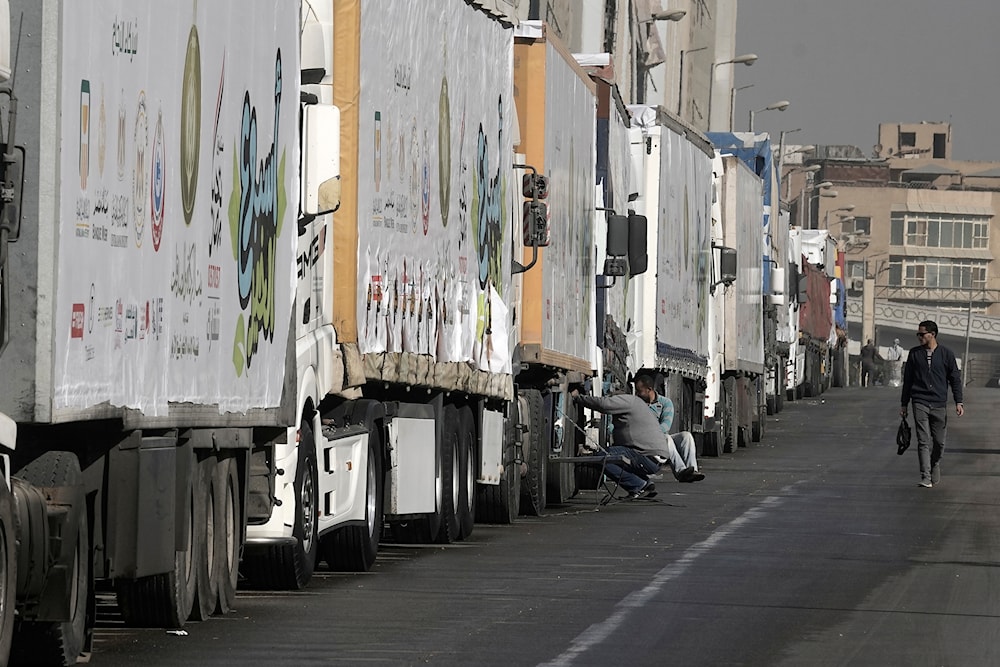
left=906, top=219, right=927, bottom=246
left=899, top=131, right=916, bottom=148
left=852, top=216, right=871, bottom=235
left=897, top=212, right=990, bottom=248
left=847, top=260, right=864, bottom=279
left=933, top=133, right=946, bottom=158
left=898, top=258, right=987, bottom=290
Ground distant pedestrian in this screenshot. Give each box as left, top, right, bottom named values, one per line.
left=900, top=320, right=964, bottom=488
left=860, top=339, right=879, bottom=387
left=886, top=338, right=905, bottom=387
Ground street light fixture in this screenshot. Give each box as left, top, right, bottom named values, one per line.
left=707, top=53, right=758, bottom=130
left=748, top=100, right=790, bottom=133
left=800, top=183, right=835, bottom=229
left=677, top=45, right=709, bottom=115
left=782, top=163, right=820, bottom=201
left=640, top=9, right=687, bottom=23
left=823, top=205, right=856, bottom=229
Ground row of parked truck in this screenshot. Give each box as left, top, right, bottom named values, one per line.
left=0, top=0, right=847, bottom=663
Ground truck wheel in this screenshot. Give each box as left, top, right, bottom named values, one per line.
left=702, top=426, right=723, bottom=457
left=214, top=455, right=241, bottom=615
left=11, top=452, right=90, bottom=666
left=475, top=406, right=521, bottom=524
left=116, top=449, right=198, bottom=627
left=190, top=455, right=218, bottom=621
left=0, top=481, right=16, bottom=664
left=322, top=424, right=383, bottom=571
left=519, top=389, right=546, bottom=516
left=546, top=396, right=576, bottom=505
left=242, top=422, right=319, bottom=587
left=752, top=404, right=766, bottom=442
left=437, top=405, right=461, bottom=543
left=456, top=406, right=476, bottom=540
left=722, top=379, right=738, bottom=454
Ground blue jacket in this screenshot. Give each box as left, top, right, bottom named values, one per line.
left=901, top=344, right=963, bottom=408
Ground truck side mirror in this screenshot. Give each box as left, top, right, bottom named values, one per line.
left=606, top=215, right=628, bottom=257
left=711, top=245, right=737, bottom=294
left=719, top=247, right=737, bottom=284
left=300, top=103, right=340, bottom=229
left=627, top=213, right=647, bottom=276
left=522, top=173, right=550, bottom=247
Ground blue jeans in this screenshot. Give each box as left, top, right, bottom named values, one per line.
left=912, top=402, right=947, bottom=482
left=604, top=446, right=660, bottom=493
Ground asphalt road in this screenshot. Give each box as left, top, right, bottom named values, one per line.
left=87, top=386, right=1000, bottom=667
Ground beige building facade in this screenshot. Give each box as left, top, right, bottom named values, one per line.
left=790, top=123, right=1000, bottom=316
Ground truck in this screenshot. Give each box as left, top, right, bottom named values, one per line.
left=625, top=105, right=714, bottom=447
left=245, top=5, right=604, bottom=589
left=706, top=132, right=786, bottom=449
left=0, top=0, right=342, bottom=662
left=704, top=151, right=765, bottom=454
left=787, top=228, right=837, bottom=398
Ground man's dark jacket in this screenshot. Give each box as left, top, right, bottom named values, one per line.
left=901, top=344, right=963, bottom=408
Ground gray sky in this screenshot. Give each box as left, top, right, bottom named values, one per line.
left=734, top=0, right=1000, bottom=162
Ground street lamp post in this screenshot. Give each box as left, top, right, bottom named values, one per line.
left=707, top=53, right=758, bottom=130
left=822, top=205, right=856, bottom=229
left=798, top=181, right=834, bottom=228
left=677, top=45, right=708, bottom=115
left=748, top=100, right=790, bottom=133
left=636, top=10, right=688, bottom=104
left=731, top=84, right=754, bottom=130
left=782, top=163, right=819, bottom=204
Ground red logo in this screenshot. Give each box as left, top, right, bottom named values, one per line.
left=71, top=303, right=86, bottom=339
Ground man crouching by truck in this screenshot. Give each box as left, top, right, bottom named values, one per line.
left=571, top=377, right=705, bottom=499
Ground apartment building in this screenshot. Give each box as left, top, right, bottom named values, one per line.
left=789, top=122, right=1000, bottom=316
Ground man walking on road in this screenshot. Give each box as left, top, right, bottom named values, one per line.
left=860, top=339, right=879, bottom=386
left=900, top=320, right=964, bottom=488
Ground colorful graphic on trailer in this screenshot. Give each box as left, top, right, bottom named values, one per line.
left=356, top=0, right=514, bottom=374
left=53, top=1, right=297, bottom=416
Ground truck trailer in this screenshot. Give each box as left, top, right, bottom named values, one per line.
left=0, top=0, right=341, bottom=662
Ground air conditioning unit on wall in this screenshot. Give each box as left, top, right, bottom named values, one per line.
left=850, top=277, right=865, bottom=291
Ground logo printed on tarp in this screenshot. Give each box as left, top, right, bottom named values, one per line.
left=473, top=97, right=506, bottom=343
left=229, top=50, right=286, bottom=377
left=71, top=303, right=86, bottom=339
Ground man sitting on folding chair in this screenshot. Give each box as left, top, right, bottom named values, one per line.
left=571, top=378, right=705, bottom=500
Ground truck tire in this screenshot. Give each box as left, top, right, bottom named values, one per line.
left=722, top=378, right=738, bottom=454
left=0, top=481, right=16, bottom=664
left=546, top=395, right=576, bottom=505
left=191, top=455, right=218, bottom=621
left=438, top=405, right=461, bottom=542
left=322, top=424, right=383, bottom=571
left=476, top=406, right=521, bottom=524
left=702, top=425, right=723, bottom=458
left=242, top=422, right=319, bottom=587
left=116, top=448, right=198, bottom=627
left=11, top=452, right=90, bottom=666
left=456, top=405, right=476, bottom=540
left=519, top=389, right=546, bottom=516
left=214, top=455, right=241, bottom=615
left=752, top=404, right=766, bottom=443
